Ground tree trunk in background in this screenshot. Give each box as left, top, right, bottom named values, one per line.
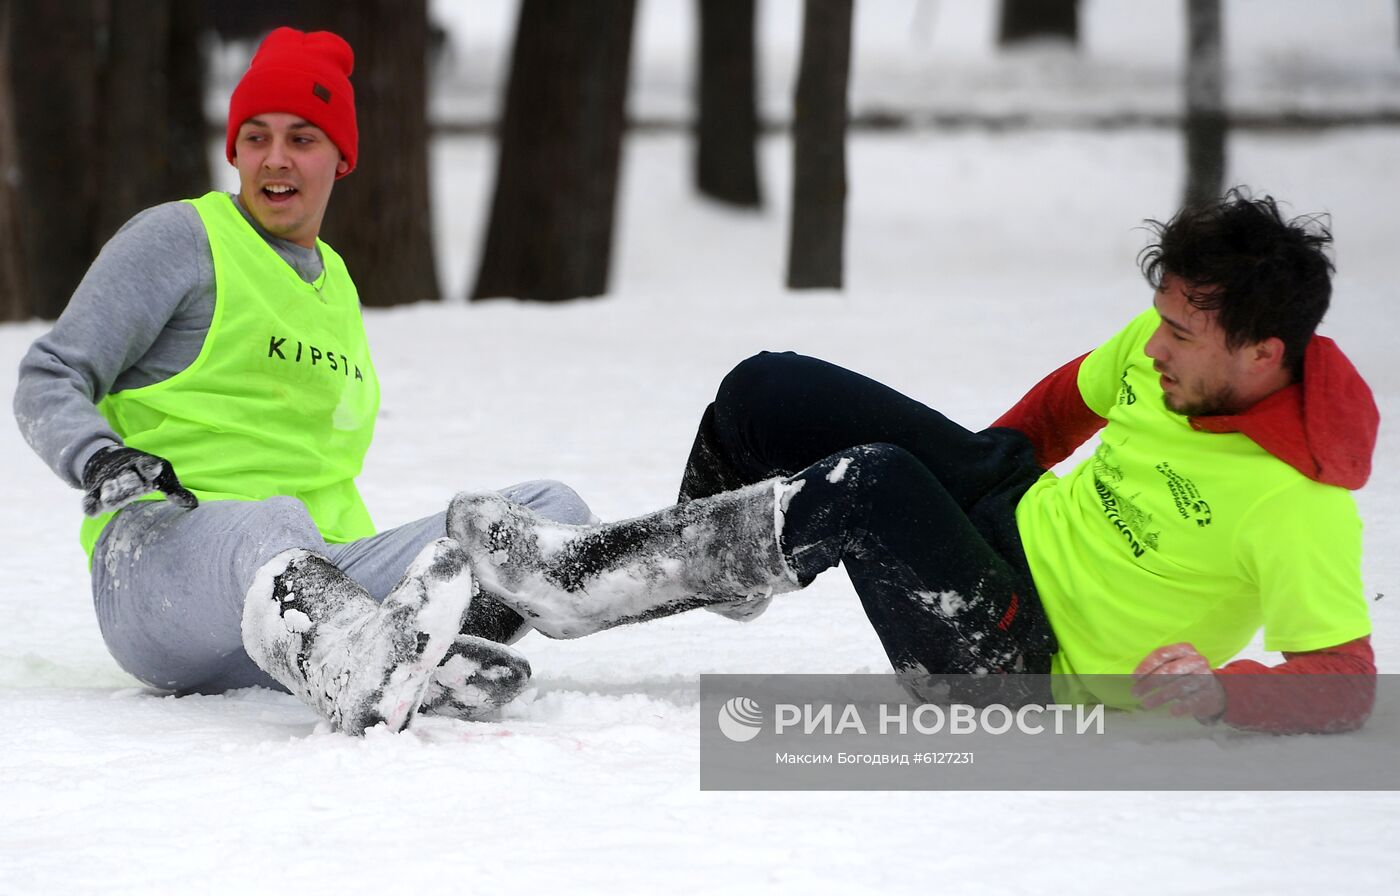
left=998, top=0, right=1078, bottom=47
left=1183, top=0, right=1226, bottom=207
left=162, top=1, right=211, bottom=204
left=786, top=0, right=851, bottom=291
left=95, top=0, right=173, bottom=243
left=95, top=1, right=210, bottom=245
left=8, top=0, right=100, bottom=320
left=4, top=0, right=209, bottom=320
left=696, top=0, right=762, bottom=207
left=306, top=0, right=440, bottom=306
left=0, top=0, right=29, bottom=321
left=472, top=0, right=637, bottom=302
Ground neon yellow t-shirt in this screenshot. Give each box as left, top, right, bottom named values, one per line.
left=1017, top=309, right=1371, bottom=697
left=80, top=192, right=380, bottom=559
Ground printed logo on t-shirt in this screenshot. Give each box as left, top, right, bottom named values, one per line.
left=1091, top=443, right=1159, bottom=558
left=1156, top=462, right=1213, bottom=527
left=1117, top=366, right=1137, bottom=406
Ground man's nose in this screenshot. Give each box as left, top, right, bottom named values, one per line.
left=263, top=138, right=291, bottom=168
left=1144, top=327, right=1168, bottom=362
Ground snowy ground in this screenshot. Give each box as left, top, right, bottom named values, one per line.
left=7, top=3, right=1400, bottom=894
left=4, top=125, right=1397, bottom=896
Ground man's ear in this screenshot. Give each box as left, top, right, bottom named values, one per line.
left=336, top=157, right=349, bottom=176
left=1253, top=336, right=1287, bottom=369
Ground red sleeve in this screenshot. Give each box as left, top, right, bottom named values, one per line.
left=990, top=353, right=1106, bottom=469
left=1214, top=636, right=1376, bottom=734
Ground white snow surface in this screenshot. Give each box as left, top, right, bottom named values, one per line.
left=7, top=3, right=1400, bottom=893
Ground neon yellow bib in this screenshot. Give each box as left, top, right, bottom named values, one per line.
left=80, top=192, right=379, bottom=558
left=1017, top=309, right=1370, bottom=702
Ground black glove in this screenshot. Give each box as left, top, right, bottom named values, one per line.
left=81, top=446, right=199, bottom=517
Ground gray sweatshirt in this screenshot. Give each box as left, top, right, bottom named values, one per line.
left=13, top=194, right=328, bottom=488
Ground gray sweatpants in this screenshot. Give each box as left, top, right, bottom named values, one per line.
left=90, top=481, right=592, bottom=694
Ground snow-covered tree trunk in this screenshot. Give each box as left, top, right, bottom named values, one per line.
left=473, top=0, right=637, bottom=302
left=696, top=0, right=762, bottom=207
left=787, top=0, right=852, bottom=291
left=1183, top=0, right=1226, bottom=207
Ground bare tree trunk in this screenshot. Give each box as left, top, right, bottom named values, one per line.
left=309, top=0, right=440, bottom=306
left=696, top=0, right=762, bottom=207
left=3, top=0, right=209, bottom=320
left=9, top=0, right=100, bottom=320
left=96, top=1, right=176, bottom=243
left=163, top=0, right=211, bottom=202
left=998, top=0, right=1079, bottom=47
left=0, top=0, right=30, bottom=321
left=1183, top=0, right=1226, bottom=207
left=472, top=0, right=637, bottom=302
left=786, top=0, right=851, bottom=291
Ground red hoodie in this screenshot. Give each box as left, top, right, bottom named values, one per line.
left=994, top=334, right=1380, bottom=734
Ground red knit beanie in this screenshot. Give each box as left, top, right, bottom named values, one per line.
left=225, top=27, right=358, bottom=177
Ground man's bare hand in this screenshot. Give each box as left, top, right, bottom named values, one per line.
left=1131, top=643, right=1226, bottom=723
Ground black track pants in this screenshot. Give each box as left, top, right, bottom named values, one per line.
left=681, top=352, right=1057, bottom=676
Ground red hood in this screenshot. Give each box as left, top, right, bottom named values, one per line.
left=1190, top=336, right=1378, bottom=489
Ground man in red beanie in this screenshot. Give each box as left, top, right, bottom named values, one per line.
left=224, top=26, right=358, bottom=248
left=14, top=28, right=593, bottom=734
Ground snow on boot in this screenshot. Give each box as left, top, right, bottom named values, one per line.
left=241, top=537, right=472, bottom=735
left=446, top=479, right=803, bottom=638
left=704, top=592, right=775, bottom=622
left=420, top=635, right=533, bottom=720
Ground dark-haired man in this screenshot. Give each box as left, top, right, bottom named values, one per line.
left=445, top=190, right=1378, bottom=734
left=14, top=28, right=590, bottom=734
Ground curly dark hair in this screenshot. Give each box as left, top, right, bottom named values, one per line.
left=1138, top=188, right=1334, bottom=375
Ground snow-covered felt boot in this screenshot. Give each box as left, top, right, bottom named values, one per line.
left=446, top=479, right=803, bottom=638
left=419, top=635, right=533, bottom=720
left=241, top=538, right=473, bottom=735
